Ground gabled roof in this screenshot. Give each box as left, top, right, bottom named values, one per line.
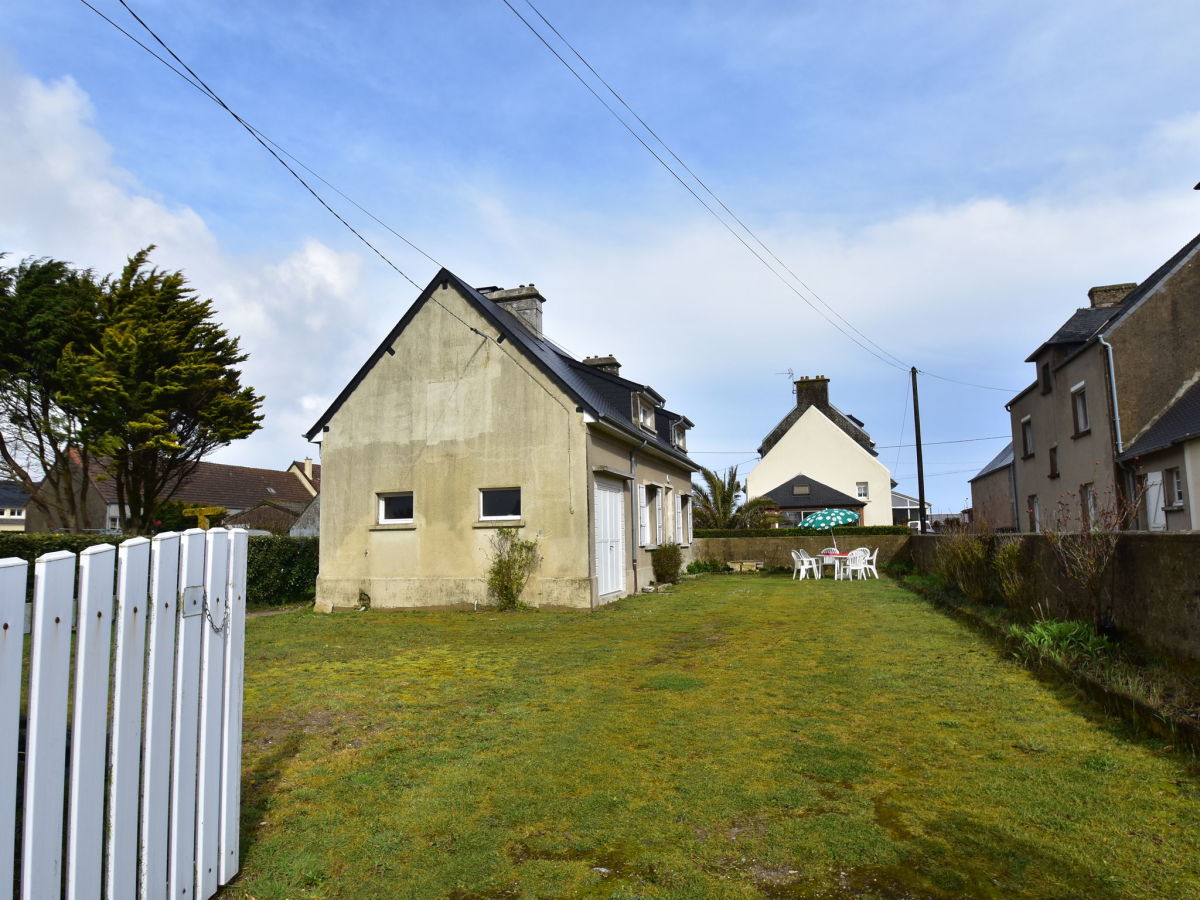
left=1023, top=231, right=1200, bottom=367
left=289, top=460, right=321, bottom=492
left=969, top=442, right=1014, bottom=482
left=305, top=269, right=697, bottom=469
left=758, top=473, right=865, bottom=510
left=0, top=481, right=29, bottom=507
left=84, top=460, right=315, bottom=510
left=1119, top=382, right=1200, bottom=461
left=757, top=402, right=877, bottom=458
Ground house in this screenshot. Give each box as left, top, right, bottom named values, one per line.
left=0, top=481, right=29, bottom=532
left=745, top=376, right=893, bottom=525
left=891, top=490, right=933, bottom=527
left=224, top=499, right=309, bottom=535
left=24, top=458, right=318, bottom=533
left=757, top=472, right=864, bottom=525
left=304, top=271, right=699, bottom=611
left=1005, top=230, right=1200, bottom=532
left=1118, top=380, right=1200, bottom=530
left=967, top=442, right=1016, bottom=531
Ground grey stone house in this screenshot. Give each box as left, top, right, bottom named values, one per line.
left=1000, top=230, right=1200, bottom=532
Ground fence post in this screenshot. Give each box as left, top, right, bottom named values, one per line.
left=219, top=529, right=248, bottom=884
left=21, top=550, right=77, bottom=900
left=107, top=537, right=152, bottom=900
left=0, top=558, right=27, bottom=900
left=169, top=529, right=206, bottom=900
left=195, top=529, right=229, bottom=898
left=66, top=544, right=117, bottom=900
left=141, top=533, right=181, bottom=900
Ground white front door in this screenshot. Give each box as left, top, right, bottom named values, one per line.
left=594, top=477, right=626, bottom=597
left=1145, top=471, right=1166, bottom=531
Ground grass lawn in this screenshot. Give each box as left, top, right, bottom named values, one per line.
left=226, top=575, right=1200, bottom=899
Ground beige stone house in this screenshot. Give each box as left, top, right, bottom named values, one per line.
left=304, top=270, right=698, bottom=611
left=967, top=443, right=1016, bottom=531
left=1001, top=230, right=1200, bottom=532
left=746, top=376, right=893, bottom=526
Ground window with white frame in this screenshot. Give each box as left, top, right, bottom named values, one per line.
left=672, top=422, right=687, bottom=450
left=856, top=482, right=869, bottom=499
left=1021, top=416, right=1035, bottom=457
left=679, top=494, right=692, bottom=545
left=1071, top=383, right=1090, bottom=435
left=480, top=487, right=521, bottom=520
left=633, top=394, right=656, bottom=432
left=1167, top=467, right=1184, bottom=507
left=378, top=491, right=414, bottom=524
left=638, top=483, right=661, bottom=546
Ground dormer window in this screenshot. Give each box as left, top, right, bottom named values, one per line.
left=633, top=393, right=656, bottom=433
left=672, top=422, right=688, bottom=450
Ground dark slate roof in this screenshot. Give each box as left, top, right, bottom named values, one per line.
left=969, top=442, right=1014, bottom=482
left=0, top=481, right=29, bottom=507
left=1024, top=308, right=1117, bottom=362
left=1119, top=382, right=1200, bottom=461
left=84, top=460, right=315, bottom=509
left=758, top=473, right=865, bottom=510
left=306, top=269, right=697, bottom=470
left=1024, top=231, right=1200, bottom=365
left=757, top=402, right=877, bottom=458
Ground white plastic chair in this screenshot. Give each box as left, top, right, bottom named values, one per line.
left=840, top=548, right=869, bottom=580
left=791, top=549, right=821, bottom=580
left=863, top=547, right=879, bottom=579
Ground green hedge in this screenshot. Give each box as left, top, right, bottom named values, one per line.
left=694, top=526, right=911, bottom=538
left=0, top=532, right=318, bottom=607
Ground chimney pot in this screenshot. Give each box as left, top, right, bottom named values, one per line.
left=582, top=355, right=621, bottom=376
left=482, top=284, right=546, bottom=335
left=794, top=375, right=830, bottom=409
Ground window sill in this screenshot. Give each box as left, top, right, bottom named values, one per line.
left=473, top=520, right=525, bottom=529
left=1021, top=453, right=1035, bottom=460
left=1048, top=472, right=1060, bottom=480
left=371, top=523, right=416, bottom=531
left=1071, top=428, right=1091, bottom=440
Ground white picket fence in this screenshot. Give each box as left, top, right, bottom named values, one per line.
left=0, top=528, right=247, bottom=900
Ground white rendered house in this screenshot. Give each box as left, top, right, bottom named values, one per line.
left=746, top=376, right=894, bottom=526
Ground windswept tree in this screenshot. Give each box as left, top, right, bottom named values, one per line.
left=691, top=465, right=777, bottom=529
left=60, top=247, right=265, bottom=534
left=0, top=256, right=104, bottom=530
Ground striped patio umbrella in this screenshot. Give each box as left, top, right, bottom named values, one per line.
left=802, top=507, right=860, bottom=550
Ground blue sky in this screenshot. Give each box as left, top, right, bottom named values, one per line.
left=3, top=0, right=1199, bottom=512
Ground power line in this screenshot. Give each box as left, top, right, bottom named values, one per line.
left=876, top=435, right=1009, bottom=449
left=503, top=0, right=1020, bottom=393
left=498, top=0, right=909, bottom=374
left=518, top=0, right=909, bottom=371
left=84, top=0, right=511, bottom=346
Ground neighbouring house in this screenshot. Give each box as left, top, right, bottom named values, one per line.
left=304, top=271, right=699, bottom=611
left=0, top=481, right=30, bottom=532
left=968, top=442, right=1017, bottom=531
left=1006, top=230, right=1200, bottom=532
left=757, top=473, right=864, bottom=525
left=24, top=458, right=318, bottom=533
left=1118, top=380, right=1200, bottom=531
left=290, top=494, right=320, bottom=537
left=745, top=376, right=893, bottom=525
left=224, top=499, right=309, bottom=535
left=891, top=490, right=932, bottom=527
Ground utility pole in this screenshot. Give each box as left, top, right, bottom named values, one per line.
left=910, top=367, right=928, bottom=534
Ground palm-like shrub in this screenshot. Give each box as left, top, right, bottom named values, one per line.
left=692, top=466, right=777, bottom=529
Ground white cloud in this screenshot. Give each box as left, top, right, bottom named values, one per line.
left=3, top=57, right=1198, bottom=510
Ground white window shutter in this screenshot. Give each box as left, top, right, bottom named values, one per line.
left=638, top=484, right=648, bottom=547
left=687, top=498, right=693, bottom=544
left=674, top=493, right=683, bottom=543
left=655, top=490, right=663, bottom=545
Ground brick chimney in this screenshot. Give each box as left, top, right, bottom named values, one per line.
left=1087, top=283, right=1137, bottom=309
left=582, top=355, right=621, bottom=376
left=482, top=284, right=546, bottom=335
left=794, top=375, right=830, bottom=410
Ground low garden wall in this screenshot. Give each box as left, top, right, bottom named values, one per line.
left=691, top=534, right=912, bottom=570
left=910, top=532, right=1200, bottom=673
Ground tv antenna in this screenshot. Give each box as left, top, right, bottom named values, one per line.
left=777, top=368, right=796, bottom=395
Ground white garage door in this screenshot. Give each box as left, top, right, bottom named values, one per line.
left=594, top=477, right=626, bottom=597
